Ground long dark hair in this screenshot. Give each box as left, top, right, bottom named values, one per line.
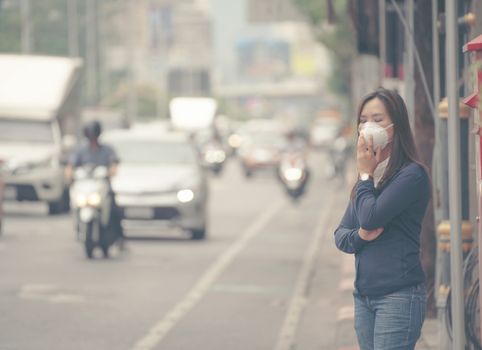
left=351, top=88, right=427, bottom=197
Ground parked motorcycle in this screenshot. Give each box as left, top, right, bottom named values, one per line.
left=70, top=166, right=117, bottom=259
left=278, top=152, right=309, bottom=201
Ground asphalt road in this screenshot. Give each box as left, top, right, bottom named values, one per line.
left=0, top=153, right=351, bottom=350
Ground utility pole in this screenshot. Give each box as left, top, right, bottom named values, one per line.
left=98, top=1, right=110, bottom=101
left=404, top=0, right=415, bottom=129
left=378, top=0, right=386, bottom=86
left=126, top=0, right=138, bottom=123
left=85, top=0, right=98, bottom=104
left=431, top=0, right=452, bottom=348
left=68, top=0, right=79, bottom=57
left=20, top=0, right=31, bottom=54
left=445, top=0, right=466, bottom=348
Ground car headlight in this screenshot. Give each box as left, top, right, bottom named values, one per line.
left=87, top=193, right=102, bottom=207
left=75, top=194, right=88, bottom=207
left=228, top=134, right=242, bottom=148
left=5, top=161, right=32, bottom=175
left=36, top=156, right=59, bottom=168
left=74, top=193, right=101, bottom=207
left=177, top=189, right=194, bottom=203
left=205, top=150, right=226, bottom=164
left=284, top=168, right=303, bottom=181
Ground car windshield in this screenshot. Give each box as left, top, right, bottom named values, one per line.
left=0, top=119, right=54, bottom=143
left=248, top=132, right=285, bottom=147
left=110, top=139, right=197, bottom=165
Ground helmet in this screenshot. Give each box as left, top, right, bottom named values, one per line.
left=83, top=120, right=102, bottom=140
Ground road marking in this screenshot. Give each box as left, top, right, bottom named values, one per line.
left=211, top=283, right=290, bottom=296
left=19, top=283, right=58, bottom=299
left=274, top=190, right=336, bottom=350
left=50, top=293, right=85, bottom=304
left=131, top=200, right=285, bottom=350
left=18, top=283, right=85, bottom=304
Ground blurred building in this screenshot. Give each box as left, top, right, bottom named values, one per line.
left=210, top=0, right=332, bottom=122
left=104, top=0, right=213, bottom=108
left=13, top=0, right=329, bottom=121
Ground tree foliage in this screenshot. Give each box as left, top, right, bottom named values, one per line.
left=0, top=0, right=69, bottom=55
left=294, top=0, right=356, bottom=97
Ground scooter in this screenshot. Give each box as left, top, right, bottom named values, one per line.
left=200, top=141, right=227, bottom=176
left=278, top=152, right=309, bottom=201
left=70, top=166, right=117, bottom=259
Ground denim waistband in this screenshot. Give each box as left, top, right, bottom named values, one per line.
left=354, top=282, right=426, bottom=298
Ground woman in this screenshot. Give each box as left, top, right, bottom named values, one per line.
left=334, top=88, right=430, bottom=350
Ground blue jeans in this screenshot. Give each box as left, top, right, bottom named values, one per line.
left=353, top=283, right=426, bottom=350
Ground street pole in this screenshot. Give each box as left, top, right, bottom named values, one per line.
left=98, top=1, right=109, bottom=101
left=432, top=0, right=441, bottom=212
left=20, top=0, right=31, bottom=54
left=378, top=0, right=386, bottom=86
left=445, top=0, right=466, bottom=348
left=68, top=0, right=79, bottom=58
left=431, top=1, right=451, bottom=348
left=85, top=0, right=98, bottom=105
left=404, top=0, right=415, bottom=129
left=126, top=0, right=138, bottom=124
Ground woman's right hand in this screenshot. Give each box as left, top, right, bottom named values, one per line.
left=358, top=227, right=384, bottom=241
left=357, top=135, right=380, bottom=176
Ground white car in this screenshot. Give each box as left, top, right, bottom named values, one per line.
left=104, top=128, right=208, bottom=240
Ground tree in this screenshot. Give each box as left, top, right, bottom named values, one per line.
left=0, top=0, right=69, bottom=55
left=294, top=0, right=356, bottom=99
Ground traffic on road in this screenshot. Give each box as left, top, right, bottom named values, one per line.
left=0, top=120, right=351, bottom=349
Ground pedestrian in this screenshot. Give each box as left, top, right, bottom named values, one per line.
left=334, top=88, right=431, bottom=350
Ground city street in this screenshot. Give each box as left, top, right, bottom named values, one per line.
left=0, top=0, right=479, bottom=348
left=0, top=154, right=352, bottom=350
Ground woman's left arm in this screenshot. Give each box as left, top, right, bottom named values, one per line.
left=334, top=201, right=369, bottom=254
left=354, top=165, right=429, bottom=230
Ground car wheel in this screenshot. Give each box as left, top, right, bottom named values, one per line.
left=48, top=189, right=70, bottom=215
left=190, top=228, right=206, bottom=240
left=48, top=201, right=62, bottom=215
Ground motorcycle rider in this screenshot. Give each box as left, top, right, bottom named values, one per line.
left=65, top=121, right=125, bottom=247
left=283, top=129, right=307, bottom=154
left=279, top=129, right=310, bottom=194
left=328, top=126, right=353, bottom=185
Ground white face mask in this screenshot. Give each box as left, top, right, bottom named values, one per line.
left=359, top=122, right=394, bottom=149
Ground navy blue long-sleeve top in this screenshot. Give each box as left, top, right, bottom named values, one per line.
left=334, top=162, right=430, bottom=297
